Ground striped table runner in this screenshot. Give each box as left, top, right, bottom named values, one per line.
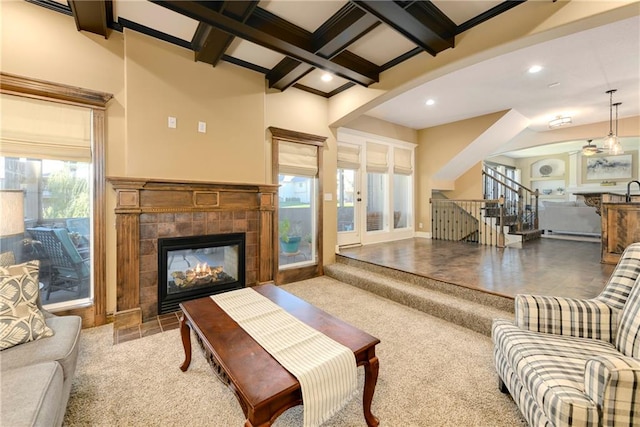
left=211, top=288, right=358, bottom=427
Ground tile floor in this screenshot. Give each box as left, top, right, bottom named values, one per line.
left=114, top=311, right=182, bottom=344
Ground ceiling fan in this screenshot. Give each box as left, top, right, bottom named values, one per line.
left=581, top=139, right=603, bottom=156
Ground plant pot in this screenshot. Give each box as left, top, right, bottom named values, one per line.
left=280, top=236, right=301, bottom=254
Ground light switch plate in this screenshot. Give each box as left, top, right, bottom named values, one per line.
left=168, top=116, right=177, bottom=129
left=198, top=121, right=206, bottom=133
left=324, top=193, right=333, bottom=201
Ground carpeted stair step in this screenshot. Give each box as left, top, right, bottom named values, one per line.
left=333, top=255, right=514, bottom=312
left=325, top=260, right=514, bottom=337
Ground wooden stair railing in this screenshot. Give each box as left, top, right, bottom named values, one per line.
left=430, top=197, right=506, bottom=247
left=482, top=165, right=540, bottom=240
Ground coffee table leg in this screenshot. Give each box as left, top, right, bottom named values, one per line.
left=363, top=353, right=379, bottom=427
left=179, top=314, right=192, bottom=372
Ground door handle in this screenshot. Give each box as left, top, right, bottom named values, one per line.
left=357, top=198, right=362, bottom=202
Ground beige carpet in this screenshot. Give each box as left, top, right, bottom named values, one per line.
left=64, top=277, right=526, bottom=426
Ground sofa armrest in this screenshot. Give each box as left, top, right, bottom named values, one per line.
left=515, top=295, right=617, bottom=341
left=585, top=355, right=640, bottom=426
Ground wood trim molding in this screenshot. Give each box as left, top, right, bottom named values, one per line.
left=0, top=72, right=113, bottom=109
left=269, top=127, right=326, bottom=284
left=1, top=73, right=113, bottom=328
left=108, top=178, right=279, bottom=326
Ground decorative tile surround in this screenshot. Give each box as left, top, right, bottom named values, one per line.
left=108, top=178, right=278, bottom=328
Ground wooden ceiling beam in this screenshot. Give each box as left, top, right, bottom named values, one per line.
left=153, top=1, right=378, bottom=87
left=68, top=0, right=112, bottom=38
left=192, top=1, right=258, bottom=67
left=352, top=0, right=455, bottom=56
left=268, top=3, right=380, bottom=91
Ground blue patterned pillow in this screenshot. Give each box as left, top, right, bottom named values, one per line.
left=0, top=261, right=53, bottom=350
left=616, top=274, right=640, bottom=358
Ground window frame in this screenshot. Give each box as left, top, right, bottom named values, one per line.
left=269, top=127, right=326, bottom=285
left=1, top=72, right=112, bottom=327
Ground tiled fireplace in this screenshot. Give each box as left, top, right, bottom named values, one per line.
left=108, top=178, right=278, bottom=328
left=157, top=232, right=246, bottom=314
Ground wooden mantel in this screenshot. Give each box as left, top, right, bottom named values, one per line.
left=108, top=177, right=278, bottom=328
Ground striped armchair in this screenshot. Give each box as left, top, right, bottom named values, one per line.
left=493, top=243, right=640, bottom=427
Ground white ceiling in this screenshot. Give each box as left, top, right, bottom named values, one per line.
left=365, top=15, right=640, bottom=134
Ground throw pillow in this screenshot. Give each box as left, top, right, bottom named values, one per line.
left=616, top=274, right=640, bottom=358
left=0, top=251, right=15, bottom=267
left=0, top=261, right=53, bottom=350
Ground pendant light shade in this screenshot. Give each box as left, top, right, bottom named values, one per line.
left=602, top=89, right=619, bottom=152
left=609, top=102, right=624, bottom=155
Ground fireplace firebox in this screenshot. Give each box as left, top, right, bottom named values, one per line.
left=158, top=233, right=245, bottom=314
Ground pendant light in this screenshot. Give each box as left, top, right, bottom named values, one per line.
left=603, top=89, right=618, bottom=151
left=609, top=102, right=624, bottom=155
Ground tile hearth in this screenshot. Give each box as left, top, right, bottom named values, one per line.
left=113, top=311, right=181, bottom=344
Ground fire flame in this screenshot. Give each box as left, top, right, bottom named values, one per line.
left=194, top=263, right=210, bottom=277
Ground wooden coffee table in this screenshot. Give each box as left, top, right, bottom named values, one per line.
left=179, top=283, right=380, bottom=427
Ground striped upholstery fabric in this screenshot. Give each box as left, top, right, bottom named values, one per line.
left=493, top=319, right=622, bottom=426
left=596, top=244, right=640, bottom=311
left=493, top=243, right=640, bottom=426
left=584, top=355, right=640, bottom=426
left=616, top=275, right=640, bottom=358
left=515, top=296, right=616, bottom=342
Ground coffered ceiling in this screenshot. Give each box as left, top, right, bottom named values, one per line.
left=25, top=0, right=640, bottom=153
left=29, top=0, right=522, bottom=97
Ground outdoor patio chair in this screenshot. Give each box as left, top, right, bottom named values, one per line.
left=26, top=227, right=90, bottom=300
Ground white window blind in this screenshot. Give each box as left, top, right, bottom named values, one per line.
left=278, top=140, right=318, bottom=176
left=366, top=142, right=388, bottom=173
left=0, top=93, right=92, bottom=162
left=337, top=144, right=360, bottom=170
left=394, top=147, right=413, bottom=175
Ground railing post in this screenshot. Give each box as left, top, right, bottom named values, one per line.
left=498, top=196, right=505, bottom=248
left=534, top=190, right=539, bottom=230
left=516, top=187, right=524, bottom=233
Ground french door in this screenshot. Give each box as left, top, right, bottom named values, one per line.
left=337, top=167, right=361, bottom=247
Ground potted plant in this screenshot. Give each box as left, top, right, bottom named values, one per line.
left=279, top=219, right=302, bottom=254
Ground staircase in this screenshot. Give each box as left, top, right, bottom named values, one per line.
left=483, top=165, right=542, bottom=243
left=430, top=166, right=541, bottom=248
left=325, top=256, right=514, bottom=337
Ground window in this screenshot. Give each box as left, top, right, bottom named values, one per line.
left=0, top=73, right=111, bottom=324
left=393, top=147, right=413, bottom=230
left=338, top=128, right=416, bottom=246
left=270, top=127, right=326, bottom=284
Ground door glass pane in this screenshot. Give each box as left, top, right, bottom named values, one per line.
left=366, top=173, right=387, bottom=232
left=393, top=174, right=410, bottom=229
left=1, top=157, right=92, bottom=307
left=337, top=168, right=356, bottom=232
left=278, top=174, right=316, bottom=268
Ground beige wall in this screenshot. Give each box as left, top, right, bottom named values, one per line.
left=416, top=112, right=506, bottom=232
left=342, top=115, right=418, bottom=144
left=124, top=30, right=266, bottom=183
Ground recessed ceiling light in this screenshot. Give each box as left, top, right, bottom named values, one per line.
left=321, top=73, right=333, bottom=82
left=425, top=99, right=435, bottom=106
left=528, top=65, right=543, bottom=74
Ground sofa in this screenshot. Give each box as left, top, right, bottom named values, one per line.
left=0, top=260, right=82, bottom=427
left=492, top=243, right=640, bottom=426
left=538, top=200, right=601, bottom=236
